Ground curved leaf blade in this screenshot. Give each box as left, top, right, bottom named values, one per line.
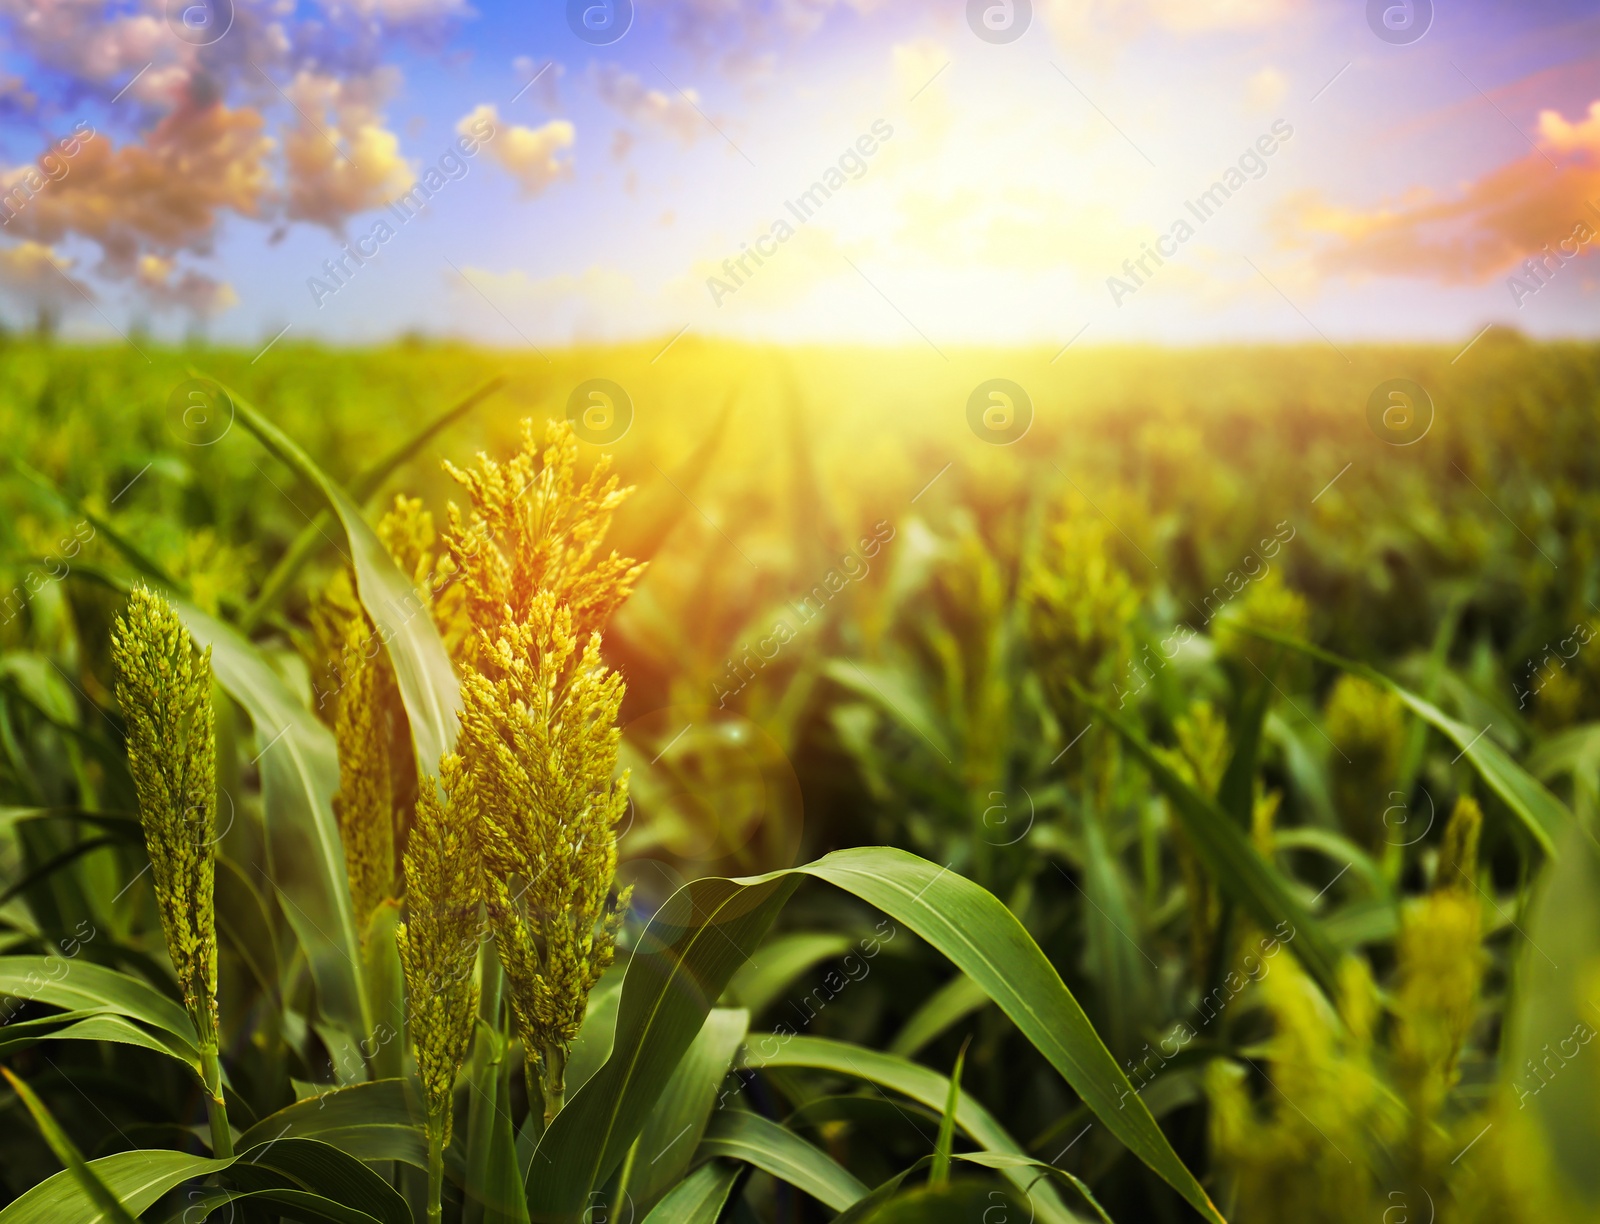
left=1236, top=625, right=1574, bottom=854
left=240, top=374, right=506, bottom=631
left=832, top=1153, right=1112, bottom=1224
left=0, top=1011, right=202, bottom=1078
left=0, top=956, right=196, bottom=1051
left=237, top=1080, right=427, bottom=1168
left=1077, top=687, right=1342, bottom=1002
left=625, top=1007, right=749, bottom=1210
left=2, top=1067, right=137, bottom=1224
left=526, top=874, right=798, bottom=1221
left=745, top=1035, right=1082, bottom=1224
left=638, top=1160, right=740, bottom=1224
left=0, top=1150, right=225, bottom=1223
left=538, top=848, right=1214, bottom=1222
left=698, top=1109, right=866, bottom=1212
left=222, top=381, right=460, bottom=777
left=727, top=932, right=855, bottom=1017
left=787, top=849, right=1222, bottom=1223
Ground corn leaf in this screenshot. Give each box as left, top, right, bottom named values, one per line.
left=526, top=873, right=800, bottom=1222
left=788, top=849, right=1220, bottom=1222
left=0, top=1149, right=217, bottom=1224
left=0, top=1137, right=407, bottom=1224
left=0, top=1010, right=203, bottom=1078
left=221, top=379, right=461, bottom=778
left=1076, top=686, right=1343, bottom=1002
left=237, top=1080, right=428, bottom=1168
left=240, top=374, right=506, bottom=631
left=1218, top=673, right=1273, bottom=826
left=831, top=1152, right=1114, bottom=1224
left=624, top=1007, right=749, bottom=1210
left=148, top=1186, right=388, bottom=1224
left=638, top=1160, right=740, bottom=1224
left=727, top=932, right=855, bottom=1016
left=0, top=956, right=196, bottom=1050
left=930, top=1037, right=970, bottom=1185
left=2, top=1067, right=137, bottom=1224
left=227, top=1136, right=411, bottom=1224
left=538, top=847, right=1217, bottom=1223
left=1501, top=823, right=1600, bottom=1203
left=462, top=1026, right=530, bottom=1224
left=215, top=854, right=282, bottom=1006
left=745, top=1035, right=1083, bottom=1224
left=698, top=1109, right=867, bottom=1211
left=1235, top=624, right=1575, bottom=854
left=566, top=965, right=626, bottom=1098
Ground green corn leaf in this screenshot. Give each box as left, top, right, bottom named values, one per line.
left=149, top=1186, right=389, bottom=1224
left=220, top=379, right=461, bottom=779
left=536, top=847, right=1219, bottom=1224
left=239, top=374, right=506, bottom=631
left=2, top=1067, right=138, bottom=1224
left=1501, top=823, right=1600, bottom=1204
left=745, top=1035, right=1081, bottom=1224
left=175, top=600, right=370, bottom=1048
left=462, top=1024, right=530, bottom=1224
left=0, top=837, right=119, bottom=911
left=0, top=807, right=141, bottom=839
left=1529, top=721, right=1600, bottom=829
left=0, top=1010, right=203, bottom=1078
left=1271, top=827, right=1393, bottom=907
left=526, top=873, right=801, bottom=1222
left=1234, top=624, right=1575, bottom=854
left=930, top=1036, right=970, bottom=1185
left=0, top=1144, right=220, bottom=1222
left=5, top=458, right=174, bottom=589
left=889, top=975, right=990, bottom=1058
left=1076, top=686, right=1343, bottom=1002
left=1218, top=671, right=1273, bottom=826
left=0, top=1137, right=408, bottom=1224
left=225, top=1136, right=411, bottom=1224
left=1078, top=810, right=1150, bottom=1054
left=362, top=900, right=407, bottom=1081
left=788, top=849, right=1220, bottom=1222
left=215, top=854, right=283, bottom=1006
left=638, top=1160, right=740, bottom=1224
left=697, top=1109, right=867, bottom=1212
left=784, top=1095, right=942, bottom=1135
left=824, top=661, right=956, bottom=767
left=832, top=1152, right=1115, bottom=1224
left=0, top=956, right=197, bottom=1051
left=237, top=1080, right=428, bottom=1168
left=566, top=965, right=626, bottom=1099
left=624, top=1007, right=749, bottom=1210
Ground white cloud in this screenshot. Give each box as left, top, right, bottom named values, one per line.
left=284, top=71, right=414, bottom=230
left=459, top=104, right=575, bottom=198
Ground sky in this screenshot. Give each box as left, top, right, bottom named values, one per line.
left=1, top=0, right=1598, bottom=349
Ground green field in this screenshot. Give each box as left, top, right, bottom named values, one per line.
left=2, top=336, right=1599, bottom=1222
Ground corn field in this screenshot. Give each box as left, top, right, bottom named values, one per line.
left=0, top=337, right=1597, bottom=1222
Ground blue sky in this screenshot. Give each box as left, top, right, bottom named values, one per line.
left=1, top=0, right=1598, bottom=349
